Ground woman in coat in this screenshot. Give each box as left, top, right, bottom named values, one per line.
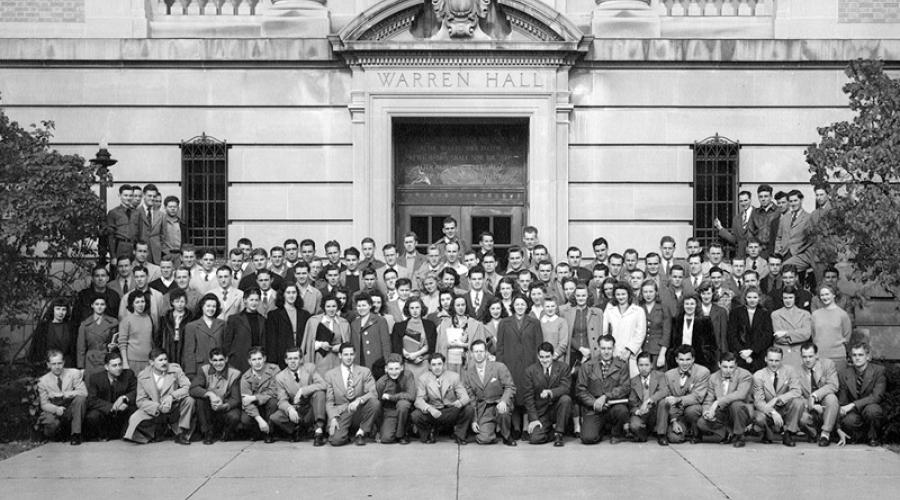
left=265, top=284, right=311, bottom=369
left=638, top=279, right=671, bottom=370
left=728, top=287, right=774, bottom=373
left=302, top=295, right=350, bottom=376
left=76, top=295, right=118, bottom=378
left=223, top=288, right=266, bottom=373
left=391, top=297, right=437, bottom=379
left=30, top=297, right=77, bottom=368
left=155, top=288, right=196, bottom=369
left=181, top=293, right=225, bottom=375
left=496, top=294, right=543, bottom=437
left=697, top=282, right=730, bottom=357
left=602, top=282, right=647, bottom=377
left=436, top=295, right=486, bottom=372
left=479, top=296, right=508, bottom=355
left=119, top=293, right=155, bottom=374
left=667, top=295, right=718, bottom=370
left=771, top=286, right=812, bottom=369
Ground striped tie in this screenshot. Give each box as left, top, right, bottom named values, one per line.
left=346, top=371, right=355, bottom=400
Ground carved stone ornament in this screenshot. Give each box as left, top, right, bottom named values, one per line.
left=430, top=0, right=491, bottom=40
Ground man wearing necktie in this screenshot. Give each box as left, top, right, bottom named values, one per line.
left=714, top=190, right=755, bottom=258
left=462, top=340, right=517, bottom=446
left=522, top=342, right=572, bottom=446
left=628, top=352, right=666, bottom=443
left=837, top=343, right=886, bottom=447
left=655, top=345, right=710, bottom=445
left=37, top=349, right=87, bottom=445
left=797, top=342, right=839, bottom=447
left=270, top=347, right=328, bottom=445
left=411, top=353, right=473, bottom=445
left=324, top=343, right=379, bottom=446
left=752, top=347, right=804, bottom=447
left=697, top=352, right=754, bottom=447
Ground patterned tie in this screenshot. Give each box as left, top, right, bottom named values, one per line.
left=856, top=369, right=864, bottom=393
left=346, top=370, right=355, bottom=400
left=223, top=288, right=228, bottom=302
left=810, top=368, right=818, bottom=392
left=294, top=371, right=300, bottom=383
left=742, top=211, right=749, bottom=229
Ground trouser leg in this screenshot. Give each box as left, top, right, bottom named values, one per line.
left=820, top=394, right=839, bottom=433
left=580, top=411, right=602, bottom=444
left=66, top=395, right=86, bottom=435
left=862, top=404, right=885, bottom=440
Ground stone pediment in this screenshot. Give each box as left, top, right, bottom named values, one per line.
left=331, top=0, right=590, bottom=66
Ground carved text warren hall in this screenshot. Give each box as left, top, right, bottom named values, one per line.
left=374, top=71, right=546, bottom=89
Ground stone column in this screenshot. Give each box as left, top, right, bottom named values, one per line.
left=261, top=0, right=331, bottom=38
left=591, top=0, right=661, bottom=38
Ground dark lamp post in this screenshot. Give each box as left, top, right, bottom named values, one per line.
left=90, top=140, right=117, bottom=268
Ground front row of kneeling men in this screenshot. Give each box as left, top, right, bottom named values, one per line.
left=38, top=335, right=885, bottom=447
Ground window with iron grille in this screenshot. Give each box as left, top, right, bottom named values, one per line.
left=181, top=133, right=230, bottom=258
left=691, top=134, right=740, bottom=256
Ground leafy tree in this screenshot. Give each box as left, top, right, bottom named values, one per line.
left=807, top=59, right=900, bottom=298
left=0, top=96, right=111, bottom=333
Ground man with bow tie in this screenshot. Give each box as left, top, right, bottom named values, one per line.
left=655, top=344, right=710, bottom=445
left=462, top=340, right=517, bottom=446
left=270, top=346, right=327, bottom=445
left=752, top=347, right=804, bottom=447
left=523, top=342, right=572, bottom=446
left=697, top=351, right=754, bottom=447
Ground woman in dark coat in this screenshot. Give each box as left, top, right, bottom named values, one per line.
left=30, top=298, right=77, bottom=367
left=727, top=287, right=774, bottom=373
left=155, top=288, right=196, bottom=368
left=223, top=288, right=267, bottom=373
left=667, top=295, right=718, bottom=370
left=495, top=294, right=543, bottom=436
left=390, top=297, right=437, bottom=380
left=265, top=284, right=311, bottom=369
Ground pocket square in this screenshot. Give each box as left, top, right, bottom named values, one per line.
left=490, top=377, right=498, bottom=383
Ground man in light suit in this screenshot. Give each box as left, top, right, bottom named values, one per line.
left=523, top=342, right=572, bottom=446
left=628, top=352, right=666, bottom=443
left=124, top=348, right=193, bottom=445
left=270, top=347, right=327, bottom=446
left=775, top=190, right=814, bottom=274
left=462, top=340, right=517, bottom=446
left=464, top=266, right=493, bottom=320
left=793, top=342, right=840, bottom=446
left=349, top=292, right=392, bottom=380
left=37, top=349, right=87, bottom=445
left=655, top=345, right=710, bottom=445
left=212, top=265, right=244, bottom=321
left=138, top=184, right=164, bottom=264
left=697, top=351, right=754, bottom=447
left=752, top=346, right=804, bottom=447
left=838, top=342, right=886, bottom=447
left=399, top=232, right=427, bottom=278
left=324, top=343, right=380, bottom=446
left=132, top=241, right=162, bottom=282
left=288, top=261, right=323, bottom=316
left=412, top=353, right=473, bottom=445
left=714, top=190, right=755, bottom=259
left=85, top=351, right=137, bottom=441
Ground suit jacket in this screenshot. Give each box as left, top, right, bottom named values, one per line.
left=838, top=363, right=886, bottom=409
left=223, top=312, right=267, bottom=373
left=149, top=277, right=178, bottom=295
left=181, top=317, right=225, bottom=375
left=135, top=262, right=162, bottom=283
left=701, top=367, right=753, bottom=412
left=462, top=360, right=516, bottom=409
left=775, top=209, right=812, bottom=257
left=38, top=368, right=88, bottom=413
left=657, top=364, right=711, bottom=407
left=659, top=285, right=687, bottom=319
left=749, top=203, right=782, bottom=256
left=719, top=207, right=755, bottom=258
left=257, top=289, right=279, bottom=318
left=238, top=271, right=285, bottom=293
left=155, top=309, right=197, bottom=367
left=209, top=286, right=244, bottom=321
left=727, top=306, right=774, bottom=373
left=87, top=368, right=137, bottom=415
left=752, top=365, right=801, bottom=410
left=575, top=357, right=630, bottom=409
left=350, top=314, right=392, bottom=373
left=414, top=369, right=470, bottom=411
left=797, top=358, right=839, bottom=401
left=124, top=364, right=191, bottom=440
left=522, top=360, right=571, bottom=421
left=139, top=205, right=164, bottom=264
left=275, top=363, right=326, bottom=412
left=701, top=303, right=729, bottom=356
left=265, top=307, right=311, bottom=369
left=668, top=314, right=718, bottom=370
left=188, top=364, right=241, bottom=411
left=641, top=303, right=672, bottom=357
left=560, top=306, right=603, bottom=362
left=324, top=364, right=377, bottom=420
left=464, top=289, right=494, bottom=320
left=628, top=370, right=666, bottom=411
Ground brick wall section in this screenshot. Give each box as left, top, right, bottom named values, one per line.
left=0, top=0, right=85, bottom=23
left=839, top=0, right=900, bottom=23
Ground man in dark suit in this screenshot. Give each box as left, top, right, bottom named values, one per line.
left=239, top=248, right=285, bottom=293
left=575, top=335, right=630, bottom=445
left=462, top=340, right=517, bottom=446
left=190, top=347, right=242, bottom=444
left=715, top=190, right=756, bottom=259
left=85, top=351, right=137, bottom=440
left=752, top=347, right=804, bottom=447
left=269, top=347, right=327, bottom=445
left=349, top=292, right=392, bottom=380
left=138, top=184, right=164, bottom=264
left=628, top=352, right=665, bottom=443
left=464, top=266, right=493, bottom=319
left=838, top=342, right=886, bottom=447
left=655, top=345, right=710, bottom=445
left=521, top=342, right=572, bottom=446
left=74, top=266, right=121, bottom=322
left=775, top=190, right=814, bottom=274
left=697, top=352, right=753, bottom=447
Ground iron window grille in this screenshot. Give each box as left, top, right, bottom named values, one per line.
left=180, top=133, right=230, bottom=258
left=691, top=134, right=741, bottom=258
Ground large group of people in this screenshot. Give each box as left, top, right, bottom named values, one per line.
left=29, top=182, right=887, bottom=449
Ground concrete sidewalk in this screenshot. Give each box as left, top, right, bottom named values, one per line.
left=1, top=439, right=897, bottom=499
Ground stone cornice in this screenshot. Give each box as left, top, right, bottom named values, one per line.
left=330, top=39, right=591, bottom=67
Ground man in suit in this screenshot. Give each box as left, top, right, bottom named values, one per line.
left=269, top=346, right=327, bottom=445
left=748, top=185, right=781, bottom=257
left=212, top=265, right=244, bottom=321
left=288, top=261, right=323, bottom=316
left=133, top=241, right=161, bottom=282
left=481, top=252, right=503, bottom=294
left=256, top=269, right=279, bottom=318
left=375, top=354, right=417, bottom=444
left=696, top=351, right=754, bottom=447
left=118, top=266, right=164, bottom=324
left=239, top=347, right=280, bottom=442
left=190, top=347, right=242, bottom=444
left=465, top=266, right=493, bottom=319
left=412, top=352, right=473, bottom=445
left=239, top=248, right=285, bottom=293
left=359, top=237, right=386, bottom=271
left=124, top=348, right=193, bottom=445
left=387, top=278, right=412, bottom=323
left=106, top=184, right=142, bottom=270
left=655, top=345, right=710, bottom=445
left=74, top=265, right=121, bottom=322
left=838, top=342, right=886, bottom=447
left=461, top=340, right=516, bottom=446
left=752, top=347, right=803, bottom=447
left=775, top=190, right=814, bottom=274
left=433, top=216, right=468, bottom=261
left=349, top=292, right=392, bottom=380
left=37, top=349, right=87, bottom=445
left=575, top=335, right=630, bottom=445
left=660, top=265, right=688, bottom=318
left=138, top=184, right=164, bottom=264
left=161, top=267, right=201, bottom=316
left=523, top=342, right=572, bottom=446
left=85, top=351, right=137, bottom=440
left=149, top=255, right=177, bottom=295
left=797, top=342, right=840, bottom=446
left=324, top=343, right=380, bottom=446
left=190, top=249, right=218, bottom=294
left=628, top=352, right=666, bottom=443
left=399, top=232, right=427, bottom=277
left=715, top=190, right=755, bottom=259
left=566, top=246, right=592, bottom=283
left=339, top=247, right=363, bottom=295
left=413, top=245, right=446, bottom=291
